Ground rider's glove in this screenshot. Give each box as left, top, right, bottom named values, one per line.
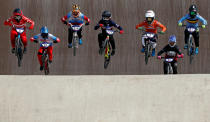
left=160, top=31, right=165, bottom=34
left=138, top=27, right=143, bottom=30
left=99, top=24, right=103, bottom=27
left=34, top=40, right=38, bottom=43
left=202, top=25, right=206, bottom=29
left=63, top=21, right=68, bottom=25
left=157, top=56, right=162, bottom=60
left=85, top=22, right=89, bottom=26
left=177, top=54, right=184, bottom=58
left=53, top=40, right=58, bottom=43
left=178, top=23, right=182, bottom=27
left=120, top=30, right=124, bottom=34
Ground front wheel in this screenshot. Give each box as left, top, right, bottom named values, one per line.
left=144, top=43, right=150, bottom=65
left=104, top=57, right=110, bottom=69
left=187, top=35, right=192, bottom=56
left=73, top=46, right=76, bottom=56
left=42, top=53, right=49, bottom=75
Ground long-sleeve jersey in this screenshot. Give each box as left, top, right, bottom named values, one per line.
left=158, top=44, right=182, bottom=61
left=4, top=15, right=34, bottom=29
left=30, top=34, right=60, bottom=47
left=61, top=12, right=90, bottom=25
left=94, top=19, right=123, bottom=34
left=136, top=20, right=166, bottom=34
left=178, top=14, right=207, bottom=29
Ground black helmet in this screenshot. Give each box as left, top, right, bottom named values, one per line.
left=102, top=11, right=111, bottom=20
left=189, top=4, right=197, bottom=18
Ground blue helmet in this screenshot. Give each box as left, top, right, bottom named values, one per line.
left=40, top=26, right=49, bottom=39
left=40, top=26, right=49, bottom=34
left=168, top=35, right=176, bottom=47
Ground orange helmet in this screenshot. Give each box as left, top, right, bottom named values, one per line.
left=72, top=4, right=80, bottom=17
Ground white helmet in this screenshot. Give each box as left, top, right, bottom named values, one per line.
left=145, top=10, right=155, bottom=18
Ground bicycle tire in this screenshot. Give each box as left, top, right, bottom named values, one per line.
left=145, top=42, right=149, bottom=65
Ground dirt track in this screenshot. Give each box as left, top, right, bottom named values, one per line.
left=0, top=0, right=209, bottom=75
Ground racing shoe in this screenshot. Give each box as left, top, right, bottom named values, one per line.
left=11, top=48, right=15, bottom=54
left=49, top=60, right=52, bottom=64
left=40, top=66, right=43, bottom=71
left=79, top=39, right=83, bottom=45
left=23, top=47, right=27, bottom=54
left=111, top=49, right=115, bottom=56
left=152, top=49, right=155, bottom=57
left=68, top=43, right=72, bottom=48
left=195, top=47, right=199, bottom=54
left=184, top=44, right=188, bottom=49
left=141, top=48, right=145, bottom=53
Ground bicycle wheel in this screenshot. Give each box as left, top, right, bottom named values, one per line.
left=16, top=38, right=23, bottom=67
left=145, top=42, right=150, bottom=65
left=187, top=35, right=192, bottom=56
left=17, top=48, right=23, bottom=67
left=169, top=64, right=173, bottom=74
left=73, top=37, right=78, bottom=56
left=44, top=62, right=49, bottom=75
left=104, top=43, right=111, bottom=69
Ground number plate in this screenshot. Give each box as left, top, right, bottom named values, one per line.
left=187, top=28, right=196, bottom=32
left=165, top=58, right=174, bottom=62
left=106, top=30, right=114, bottom=35
left=41, top=43, right=50, bottom=48
left=16, top=28, right=24, bottom=33
left=146, top=33, right=155, bottom=38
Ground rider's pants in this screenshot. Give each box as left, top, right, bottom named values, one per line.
left=68, top=28, right=82, bottom=44
left=11, top=29, right=27, bottom=48
left=37, top=46, right=53, bottom=66
left=142, top=34, right=157, bottom=49
left=184, top=29, right=199, bottom=47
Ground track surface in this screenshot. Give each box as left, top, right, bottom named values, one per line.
left=0, top=0, right=210, bottom=75
left=0, top=75, right=210, bottom=122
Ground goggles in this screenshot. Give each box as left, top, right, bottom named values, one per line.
left=190, top=11, right=196, bottom=16
left=103, top=17, right=110, bottom=20
left=14, top=15, right=22, bottom=20
left=146, top=17, right=153, bottom=21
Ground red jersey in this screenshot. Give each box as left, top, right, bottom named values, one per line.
left=4, top=15, right=34, bottom=30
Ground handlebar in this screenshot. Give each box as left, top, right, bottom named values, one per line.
left=181, top=25, right=202, bottom=28
left=137, top=27, right=162, bottom=34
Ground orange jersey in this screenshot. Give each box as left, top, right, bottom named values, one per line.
left=136, top=20, right=166, bottom=34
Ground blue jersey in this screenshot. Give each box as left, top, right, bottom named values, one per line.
left=178, top=14, right=207, bottom=28
left=66, top=12, right=86, bottom=25
left=33, top=33, right=58, bottom=47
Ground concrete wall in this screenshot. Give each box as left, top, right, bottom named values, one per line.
left=0, top=75, right=210, bottom=122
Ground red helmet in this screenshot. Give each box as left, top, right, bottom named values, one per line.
left=13, top=8, right=23, bottom=16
